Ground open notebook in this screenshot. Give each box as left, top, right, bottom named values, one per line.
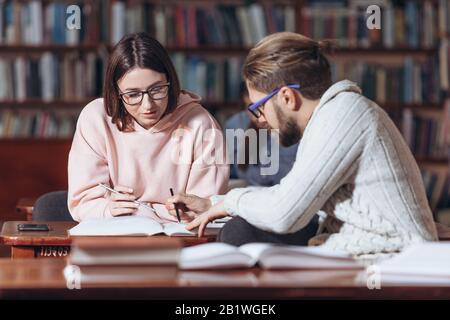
left=377, top=242, right=450, bottom=285
left=179, top=242, right=362, bottom=270
left=69, top=202, right=225, bottom=236
left=69, top=216, right=197, bottom=236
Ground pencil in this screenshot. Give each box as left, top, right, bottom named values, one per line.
left=98, top=183, right=157, bottom=213
left=170, top=188, right=181, bottom=223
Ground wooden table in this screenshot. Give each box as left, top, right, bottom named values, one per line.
left=0, top=221, right=217, bottom=259
left=15, top=198, right=36, bottom=221
left=0, top=258, right=450, bottom=299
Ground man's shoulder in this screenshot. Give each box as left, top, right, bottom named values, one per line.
left=329, top=91, right=381, bottom=120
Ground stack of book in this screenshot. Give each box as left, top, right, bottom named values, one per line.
left=65, top=237, right=181, bottom=287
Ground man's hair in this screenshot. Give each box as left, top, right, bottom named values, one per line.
left=243, top=32, right=333, bottom=100
left=103, top=32, right=181, bottom=131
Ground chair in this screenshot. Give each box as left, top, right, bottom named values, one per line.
left=32, top=191, right=74, bottom=221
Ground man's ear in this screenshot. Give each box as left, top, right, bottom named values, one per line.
left=279, top=86, right=301, bottom=112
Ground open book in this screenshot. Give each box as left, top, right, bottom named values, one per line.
left=377, top=242, right=450, bottom=285
left=69, top=202, right=225, bottom=236
left=179, top=242, right=362, bottom=270
left=69, top=216, right=197, bottom=237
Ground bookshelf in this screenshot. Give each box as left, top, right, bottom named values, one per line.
left=0, top=0, right=449, bottom=217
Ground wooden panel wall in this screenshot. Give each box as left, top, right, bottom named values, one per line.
left=0, top=140, right=72, bottom=220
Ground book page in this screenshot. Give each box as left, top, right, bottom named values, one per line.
left=239, top=243, right=361, bottom=270
left=151, top=203, right=179, bottom=223
left=179, top=242, right=254, bottom=269
left=69, top=216, right=164, bottom=236
left=379, top=242, right=450, bottom=277
left=162, top=222, right=195, bottom=236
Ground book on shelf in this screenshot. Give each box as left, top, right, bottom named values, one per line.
left=331, top=57, right=441, bottom=105
left=0, top=0, right=107, bottom=45
left=420, top=164, right=448, bottom=211
left=179, top=242, right=363, bottom=270
left=0, top=53, right=106, bottom=102
left=302, top=0, right=438, bottom=49
left=0, top=109, right=78, bottom=139
left=401, top=109, right=447, bottom=159
left=0, top=52, right=244, bottom=104
left=110, top=1, right=296, bottom=46
left=171, top=54, right=243, bottom=103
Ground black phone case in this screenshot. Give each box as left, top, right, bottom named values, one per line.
left=17, top=224, right=50, bottom=232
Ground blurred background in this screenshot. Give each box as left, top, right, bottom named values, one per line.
left=0, top=0, right=449, bottom=228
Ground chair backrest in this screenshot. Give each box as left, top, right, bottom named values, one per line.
left=32, top=190, right=74, bottom=221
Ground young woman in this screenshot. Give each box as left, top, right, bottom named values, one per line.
left=68, top=32, right=229, bottom=221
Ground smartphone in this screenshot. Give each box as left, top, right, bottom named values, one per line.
left=17, top=223, right=50, bottom=232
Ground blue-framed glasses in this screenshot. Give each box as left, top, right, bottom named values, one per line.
left=247, top=84, right=301, bottom=118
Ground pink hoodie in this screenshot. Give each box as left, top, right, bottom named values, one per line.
left=68, top=91, right=229, bottom=221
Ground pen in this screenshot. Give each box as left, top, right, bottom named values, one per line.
left=170, top=188, right=181, bottom=223
left=98, top=183, right=157, bottom=213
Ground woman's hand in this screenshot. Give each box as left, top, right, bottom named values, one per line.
left=186, top=201, right=229, bottom=237
left=165, top=193, right=212, bottom=222
left=107, top=185, right=139, bottom=217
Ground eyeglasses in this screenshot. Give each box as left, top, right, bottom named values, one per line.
left=247, top=84, right=301, bottom=118
left=119, top=82, right=170, bottom=106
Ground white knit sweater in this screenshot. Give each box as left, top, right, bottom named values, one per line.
left=221, top=80, right=438, bottom=257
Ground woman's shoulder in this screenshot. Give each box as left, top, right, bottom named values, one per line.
left=77, top=98, right=111, bottom=125
left=178, top=102, right=221, bottom=130
left=79, top=98, right=107, bottom=118
left=76, top=98, right=112, bottom=132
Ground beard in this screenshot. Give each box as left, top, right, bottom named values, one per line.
left=274, top=101, right=302, bottom=147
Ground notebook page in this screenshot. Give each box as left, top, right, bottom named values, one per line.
left=69, top=216, right=164, bottom=236
left=152, top=203, right=179, bottom=223
left=379, top=242, right=450, bottom=277
left=239, top=243, right=360, bottom=269
left=179, top=242, right=254, bottom=269
left=162, top=222, right=195, bottom=236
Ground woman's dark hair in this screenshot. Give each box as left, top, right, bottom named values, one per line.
left=103, top=32, right=181, bottom=131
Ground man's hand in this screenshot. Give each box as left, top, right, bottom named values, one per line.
left=165, top=193, right=212, bottom=222
left=186, top=201, right=229, bottom=237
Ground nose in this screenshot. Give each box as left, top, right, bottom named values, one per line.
left=257, top=114, right=268, bottom=126
left=140, top=93, right=153, bottom=112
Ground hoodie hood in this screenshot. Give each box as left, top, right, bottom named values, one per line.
left=133, top=89, right=202, bottom=133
